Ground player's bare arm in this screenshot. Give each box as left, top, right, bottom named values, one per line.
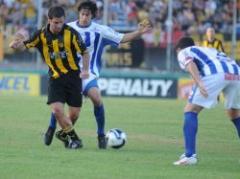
left=186, top=60, right=208, bottom=98
left=80, top=50, right=90, bottom=79
left=9, top=30, right=29, bottom=50
left=121, top=18, right=153, bottom=43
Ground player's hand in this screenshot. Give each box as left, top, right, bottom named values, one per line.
left=9, top=39, right=23, bottom=49
left=138, top=18, right=153, bottom=34
left=198, top=82, right=208, bottom=98
left=9, top=40, right=18, bottom=49
left=9, top=29, right=29, bottom=50
left=80, top=70, right=89, bottom=79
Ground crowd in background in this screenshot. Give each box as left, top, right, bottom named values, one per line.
left=0, top=0, right=238, bottom=45
left=0, top=0, right=239, bottom=54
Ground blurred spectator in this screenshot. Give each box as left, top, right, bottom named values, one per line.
left=137, top=2, right=149, bottom=22
left=126, top=0, right=138, bottom=26
left=22, top=0, right=37, bottom=31
left=202, top=27, right=225, bottom=52
left=205, top=0, right=217, bottom=17
left=0, top=2, right=9, bottom=28
left=108, top=0, right=128, bottom=28
left=0, top=0, right=236, bottom=49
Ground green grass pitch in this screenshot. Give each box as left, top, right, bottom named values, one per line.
left=0, top=95, right=239, bottom=179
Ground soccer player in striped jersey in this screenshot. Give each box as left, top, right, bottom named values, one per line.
left=202, top=27, right=225, bottom=102
left=173, top=37, right=240, bottom=165
left=202, top=27, right=225, bottom=52
left=10, top=6, right=90, bottom=149
left=44, top=1, right=152, bottom=149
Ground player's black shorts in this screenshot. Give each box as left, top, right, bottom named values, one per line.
left=47, top=72, right=82, bottom=107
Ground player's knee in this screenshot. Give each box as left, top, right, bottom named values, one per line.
left=92, top=98, right=102, bottom=106
left=69, top=113, right=79, bottom=121
left=88, top=88, right=102, bottom=105
left=52, top=108, right=64, bottom=118
left=184, top=104, right=202, bottom=113
left=227, top=109, right=240, bottom=119
left=90, top=94, right=102, bottom=106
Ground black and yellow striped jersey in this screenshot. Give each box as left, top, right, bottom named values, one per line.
left=24, top=24, right=86, bottom=79
left=202, top=38, right=224, bottom=52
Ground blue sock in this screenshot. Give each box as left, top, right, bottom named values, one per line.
left=49, top=112, right=57, bottom=129
left=232, top=117, right=240, bottom=138
left=94, top=105, right=105, bottom=136
left=183, top=112, right=198, bottom=157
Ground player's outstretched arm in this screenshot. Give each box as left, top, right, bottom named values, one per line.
left=121, top=19, right=153, bottom=43
left=9, top=30, right=29, bottom=50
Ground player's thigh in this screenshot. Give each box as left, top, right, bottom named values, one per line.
left=83, top=76, right=102, bottom=105
left=50, top=102, right=65, bottom=115
left=68, top=106, right=81, bottom=120
left=88, top=87, right=103, bottom=106
left=66, top=76, right=82, bottom=107
left=82, top=73, right=98, bottom=94
left=190, top=74, right=225, bottom=108
left=47, top=78, right=66, bottom=104
left=223, top=81, right=240, bottom=109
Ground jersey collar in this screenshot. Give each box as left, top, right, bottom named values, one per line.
left=76, top=21, right=92, bottom=28
left=46, top=24, right=65, bottom=36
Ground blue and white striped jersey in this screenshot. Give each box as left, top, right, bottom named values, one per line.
left=67, top=21, right=124, bottom=77
left=178, top=46, right=240, bottom=77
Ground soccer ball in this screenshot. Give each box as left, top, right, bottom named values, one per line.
left=106, top=128, right=127, bottom=149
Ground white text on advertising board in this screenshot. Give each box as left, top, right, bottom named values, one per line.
left=99, top=78, right=174, bottom=97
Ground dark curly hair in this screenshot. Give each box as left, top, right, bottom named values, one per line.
left=175, top=37, right=195, bottom=50
left=78, top=1, right=97, bottom=19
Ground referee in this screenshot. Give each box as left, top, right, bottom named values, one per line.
left=202, top=27, right=225, bottom=52
left=10, top=6, right=89, bottom=149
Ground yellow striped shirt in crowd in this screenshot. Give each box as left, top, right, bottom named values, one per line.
left=202, top=38, right=225, bottom=52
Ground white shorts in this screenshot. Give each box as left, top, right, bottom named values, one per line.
left=189, top=73, right=240, bottom=109
left=82, top=73, right=99, bottom=95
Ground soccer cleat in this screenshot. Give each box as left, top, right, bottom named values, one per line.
left=66, top=139, right=83, bottom=149
left=44, top=127, right=56, bottom=146
left=56, top=130, right=83, bottom=149
left=179, top=153, right=197, bottom=160
left=55, top=130, right=69, bottom=148
left=173, top=154, right=198, bottom=166
left=98, top=135, right=107, bottom=149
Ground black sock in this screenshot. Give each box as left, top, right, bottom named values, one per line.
left=66, top=129, right=80, bottom=141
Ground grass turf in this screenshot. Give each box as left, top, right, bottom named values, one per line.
left=0, top=95, right=239, bottom=179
